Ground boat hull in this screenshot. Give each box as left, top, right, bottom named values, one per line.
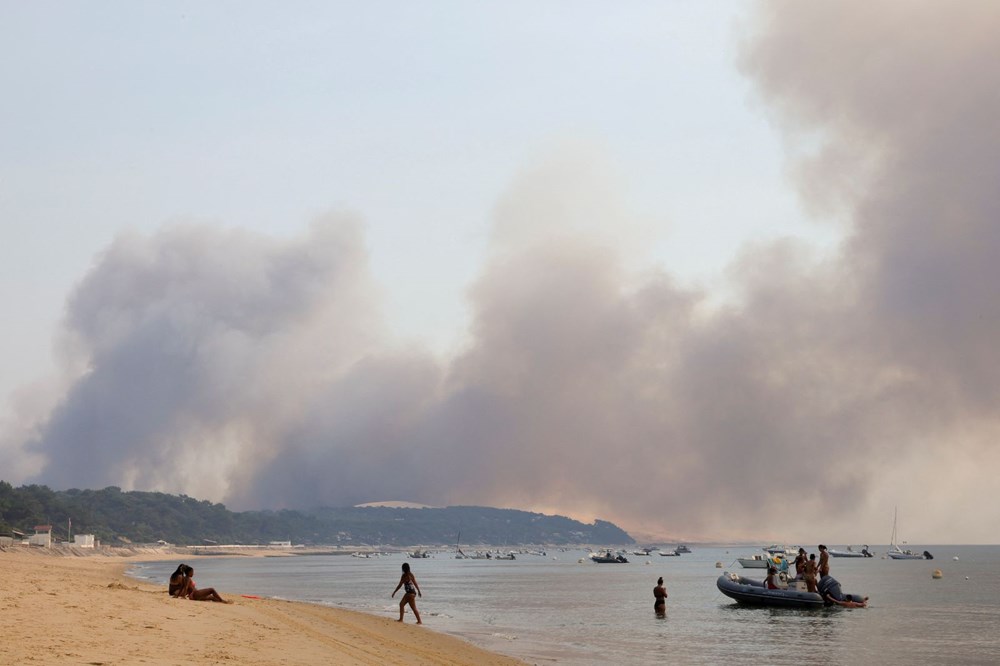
left=737, top=558, right=769, bottom=569
left=717, top=573, right=828, bottom=609
left=718, top=573, right=866, bottom=609
left=830, top=545, right=873, bottom=558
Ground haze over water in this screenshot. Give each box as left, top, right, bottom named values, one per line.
left=133, top=545, right=1000, bottom=665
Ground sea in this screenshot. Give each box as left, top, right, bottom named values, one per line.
left=128, top=545, right=1000, bottom=665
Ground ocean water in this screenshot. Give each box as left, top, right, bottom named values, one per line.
left=129, top=545, right=1000, bottom=665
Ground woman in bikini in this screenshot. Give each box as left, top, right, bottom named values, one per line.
left=180, top=565, right=230, bottom=603
left=653, top=577, right=668, bottom=616
left=392, top=562, right=422, bottom=624
left=168, top=563, right=188, bottom=597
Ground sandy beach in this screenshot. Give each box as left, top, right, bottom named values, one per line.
left=0, top=548, right=526, bottom=665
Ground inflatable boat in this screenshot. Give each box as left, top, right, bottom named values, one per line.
left=716, top=572, right=865, bottom=609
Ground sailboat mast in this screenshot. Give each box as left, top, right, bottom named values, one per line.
left=890, top=506, right=899, bottom=550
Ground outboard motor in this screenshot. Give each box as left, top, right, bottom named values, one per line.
left=817, top=575, right=842, bottom=606
left=862, top=546, right=872, bottom=558
left=923, top=551, right=934, bottom=560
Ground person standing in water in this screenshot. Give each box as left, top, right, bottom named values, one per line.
left=804, top=553, right=819, bottom=593
left=392, top=562, right=422, bottom=624
left=653, top=576, right=668, bottom=615
left=818, top=545, right=830, bottom=578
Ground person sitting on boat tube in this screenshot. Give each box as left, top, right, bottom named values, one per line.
left=818, top=575, right=867, bottom=608
left=765, top=566, right=780, bottom=590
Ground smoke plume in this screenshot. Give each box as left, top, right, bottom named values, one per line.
left=5, top=1, right=1000, bottom=543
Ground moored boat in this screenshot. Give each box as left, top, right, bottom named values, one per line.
left=590, top=549, right=629, bottom=563
left=887, top=507, right=932, bottom=559
left=737, top=554, right=770, bottom=569
left=829, top=545, right=873, bottom=558
left=675, top=545, right=692, bottom=553
left=762, top=544, right=799, bottom=556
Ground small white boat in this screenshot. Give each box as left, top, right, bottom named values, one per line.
left=738, top=554, right=771, bottom=569
left=829, top=545, right=873, bottom=558
left=659, top=549, right=680, bottom=557
left=762, top=544, right=799, bottom=556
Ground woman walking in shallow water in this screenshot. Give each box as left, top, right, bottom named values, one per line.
left=392, top=562, right=422, bottom=624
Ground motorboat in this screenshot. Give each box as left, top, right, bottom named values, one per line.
left=492, top=551, right=516, bottom=560
left=675, top=545, right=692, bottom=554
left=409, top=548, right=431, bottom=558
left=717, top=572, right=866, bottom=609
left=829, top=545, right=873, bottom=558
left=659, top=549, right=680, bottom=556
left=888, top=548, right=931, bottom=560
left=737, top=554, right=770, bottom=569
left=590, top=549, right=629, bottom=563
left=762, top=544, right=799, bottom=556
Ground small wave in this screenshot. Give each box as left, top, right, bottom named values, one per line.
left=490, top=633, right=518, bottom=641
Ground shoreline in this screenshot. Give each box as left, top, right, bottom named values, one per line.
left=0, top=547, right=527, bottom=665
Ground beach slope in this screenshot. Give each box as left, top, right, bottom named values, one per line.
left=0, top=549, right=525, bottom=665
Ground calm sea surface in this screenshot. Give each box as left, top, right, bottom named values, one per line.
left=130, top=545, right=1000, bottom=665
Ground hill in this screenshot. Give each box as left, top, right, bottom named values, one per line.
left=0, top=481, right=634, bottom=546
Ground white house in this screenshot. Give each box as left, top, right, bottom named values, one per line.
left=73, top=534, right=96, bottom=548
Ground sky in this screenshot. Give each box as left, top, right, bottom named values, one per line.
left=1, top=1, right=997, bottom=545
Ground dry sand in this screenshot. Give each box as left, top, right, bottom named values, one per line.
left=0, top=548, right=527, bottom=665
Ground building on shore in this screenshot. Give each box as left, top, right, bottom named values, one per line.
left=28, top=525, right=52, bottom=548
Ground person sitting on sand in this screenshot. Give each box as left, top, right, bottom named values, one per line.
left=179, top=565, right=230, bottom=603
left=392, top=562, right=422, bottom=624
left=168, top=563, right=188, bottom=597
left=653, top=576, right=668, bottom=615
left=818, top=575, right=867, bottom=608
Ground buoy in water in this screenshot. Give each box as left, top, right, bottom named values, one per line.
left=715, top=561, right=723, bottom=568
left=932, top=569, right=943, bottom=579
left=953, top=556, right=959, bottom=561
left=645, top=560, right=651, bottom=565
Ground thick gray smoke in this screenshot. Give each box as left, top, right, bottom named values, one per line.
left=7, top=1, right=1000, bottom=542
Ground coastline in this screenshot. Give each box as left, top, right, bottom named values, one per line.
left=0, top=547, right=527, bottom=665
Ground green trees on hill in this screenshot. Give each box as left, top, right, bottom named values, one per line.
left=0, top=482, right=634, bottom=546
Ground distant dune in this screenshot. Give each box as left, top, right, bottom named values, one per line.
left=354, top=501, right=439, bottom=509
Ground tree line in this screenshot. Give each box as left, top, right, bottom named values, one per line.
left=0, top=481, right=634, bottom=546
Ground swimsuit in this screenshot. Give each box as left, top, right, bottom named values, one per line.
left=404, top=579, right=416, bottom=595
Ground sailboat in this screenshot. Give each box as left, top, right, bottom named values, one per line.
left=887, top=507, right=931, bottom=559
